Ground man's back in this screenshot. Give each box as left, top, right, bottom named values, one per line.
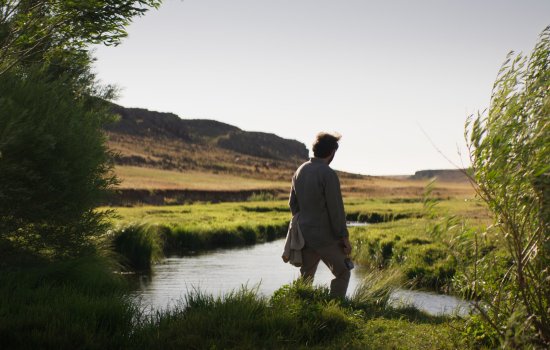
left=286, top=132, right=351, bottom=298
left=289, top=158, right=348, bottom=248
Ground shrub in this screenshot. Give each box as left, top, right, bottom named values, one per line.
left=465, top=26, right=550, bottom=346
left=0, top=70, right=117, bottom=259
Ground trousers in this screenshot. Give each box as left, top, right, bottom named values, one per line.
left=300, top=241, right=351, bottom=298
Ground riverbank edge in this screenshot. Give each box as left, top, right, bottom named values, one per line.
left=112, top=221, right=289, bottom=270
left=111, top=209, right=421, bottom=270
left=0, top=255, right=477, bottom=349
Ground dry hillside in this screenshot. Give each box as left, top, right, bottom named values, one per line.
left=104, top=104, right=474, bottom=204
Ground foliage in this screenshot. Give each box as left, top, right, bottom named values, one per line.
left=465, top=26, right=550, bottom=347
left=0, top=70, right=118, bottom=258
left=0, top=0, right=161, bottom=76
left=351, top=218, right=458, bottom=292
left=0, top=0, right=160, bottom=260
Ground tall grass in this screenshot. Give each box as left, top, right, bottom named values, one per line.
left=112, top=223, right=163, bottom=270
left=0, top=256, right=136, bottom=349
left=111, top=221, right=288, bottom=269
left=107, top=202, right=295, bottom=268
left=130, top=278, right=466, bottom=349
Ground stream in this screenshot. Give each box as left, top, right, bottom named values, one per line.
left=132, top=238, right=472, bottom=316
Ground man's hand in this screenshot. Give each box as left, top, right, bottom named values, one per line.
left=341, top=237, right=352, bottom=255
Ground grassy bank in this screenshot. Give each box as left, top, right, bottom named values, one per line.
left=0, top=256, right=480, bottom=349
left=111, top=221, right=288, bottom=269
left=350, top=198, right=491, bottom=292
left=107, top=198, right=488, bottom=286
left=351, top=218, right=457, bottom=292
left=131, top=280, right=468, bottom=349
left=106, top=199, right=436, bottom=269
left=106, top=201, right=293, bottom=268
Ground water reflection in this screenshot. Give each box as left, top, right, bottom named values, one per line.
left=389, top=289, right=473, bottom=316
left=131, top=239, right=471, bottom=316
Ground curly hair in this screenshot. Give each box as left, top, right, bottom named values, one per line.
left=312, top=132, right=341, bottom=158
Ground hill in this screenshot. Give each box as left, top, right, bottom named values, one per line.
left=103, top=104, right=474, bottom=204
left=409, top=169, right=471, bottom=183
left=105, top=104, right=308, bottom=181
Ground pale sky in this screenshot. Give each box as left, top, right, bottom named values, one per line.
left=92, top=0, right=550, bottom=175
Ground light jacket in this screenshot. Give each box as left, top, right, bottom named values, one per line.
left=289, top=158, right=349, bottom=248
left=282, top=213, right=305, bottom=267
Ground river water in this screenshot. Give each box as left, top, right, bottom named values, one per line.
left=132, top=238, right=472, bottom=316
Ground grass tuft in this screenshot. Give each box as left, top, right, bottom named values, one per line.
left=112, top=223, right=163, bottom=270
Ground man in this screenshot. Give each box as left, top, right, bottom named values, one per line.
left=287, top=132, right=352, bottom=298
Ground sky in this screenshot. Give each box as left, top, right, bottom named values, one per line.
left=92, top=0, right=550, bottom=175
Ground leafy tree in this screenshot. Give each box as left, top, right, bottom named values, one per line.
left=466, top=26, right=549, bottom=347
left=0, top=0, right=160, bottom=259
left=0, top=70, right=118, bottom=258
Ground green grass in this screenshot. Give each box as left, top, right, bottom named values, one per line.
left=131, top=279, right=469, bottom=350
left=2, top=195, right=495, bottom=349
left=112, top=223, right=163, bottom=270
left=107, top=202, right=292, bottom=265
left=107, top=198, right=481, bottom=230
left=0, top=256, right=136, bottom=350
left=350, top=219, right=457, bottom=292
left=1, top=256, right=479, bottom=349
left=345, top=199, right=425, bottom=223
left=348, top=197, right=491, bottom=293
left=105, top=199, right=427, bottom=269
left=105, top=197, right=490, bottom=288
left=106, top=198, right=487, bottom=277
left=107, top=201, right=292, bottom=227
